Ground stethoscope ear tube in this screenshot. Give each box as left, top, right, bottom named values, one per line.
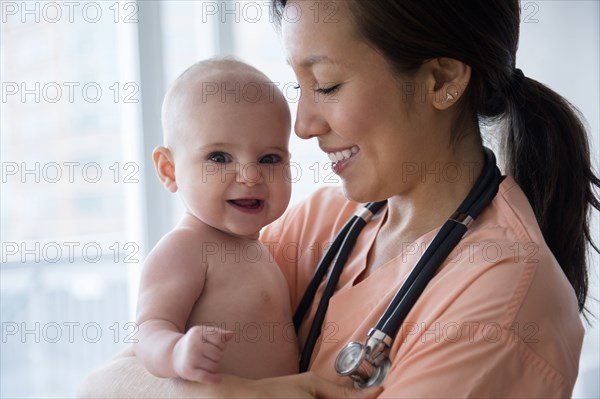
left=299, top=215, right=367, bottom=372
left=378, top=221, right=468, bottom=336
left=293, top=220, right=353, bottom=331
left=380, top=167, right=501, bottom=336
left=376, top=149, right=502, bottom=337
left=297, top=201, right=386, bottom=372
left=293, top=201, right=387, bottom=333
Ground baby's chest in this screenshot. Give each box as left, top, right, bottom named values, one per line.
left=208, top=260, right=284, bottom=302
left=187, top=254, right=291, bottom=326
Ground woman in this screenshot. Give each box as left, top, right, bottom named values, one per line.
left=79, top=0, right=599, bottom=397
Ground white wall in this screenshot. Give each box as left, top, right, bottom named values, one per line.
left=516, top=1, right=599, bottom=397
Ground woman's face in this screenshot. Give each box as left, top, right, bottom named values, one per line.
left=282, top=0, right=443, bottom=202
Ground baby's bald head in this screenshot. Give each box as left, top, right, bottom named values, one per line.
left=161, top=58, right=290, bottom=152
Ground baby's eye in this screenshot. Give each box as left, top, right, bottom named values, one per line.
left=259, top=154, right=281, bottom=164
left=207, top=152, right=232, bottom=163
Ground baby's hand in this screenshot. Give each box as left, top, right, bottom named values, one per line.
left=172, top=325, right=234, bottom=384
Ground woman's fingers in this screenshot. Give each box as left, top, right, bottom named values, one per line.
left=184, top=368, right=223, bottom=385
left=255, top=372, right=383, bottom=399
left=307, top=373, right=383, bottom=399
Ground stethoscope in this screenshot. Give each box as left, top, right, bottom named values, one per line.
left=294, top=147, right=503, bottom=388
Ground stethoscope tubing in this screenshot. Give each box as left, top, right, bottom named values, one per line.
left=293, top=219, right=354, bottom=330
left=295, top=148, right=501, bottom=372
left=379, top=178, right=500, bottom=336
left=298, top=201, right=386, bottom=372
left=294, top=201, right=386, bottom=332
left=376, top=149, right=502, bottom=336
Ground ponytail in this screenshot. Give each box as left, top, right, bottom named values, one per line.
left=503, top=72, right=600, bottom=313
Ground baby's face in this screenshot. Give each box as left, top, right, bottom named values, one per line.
left=172, top=95, right=291, bottom=238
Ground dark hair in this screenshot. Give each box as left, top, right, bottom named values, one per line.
left=272, top=0, right=600, bottom=314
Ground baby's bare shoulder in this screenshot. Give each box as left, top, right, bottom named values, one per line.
left=159, top=223, right=221, bottom=251
left=143, top=224, right=223, bottom=275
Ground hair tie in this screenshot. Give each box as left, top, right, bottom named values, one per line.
left=511, top=68, right=525, bottom=87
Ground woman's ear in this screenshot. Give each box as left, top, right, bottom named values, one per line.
left=153, top=146, right=178, bottom=193
left=428, top=57, right=471, bottom=110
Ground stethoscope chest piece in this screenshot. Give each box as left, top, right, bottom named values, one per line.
left=335, top=329, right=392, bottom=388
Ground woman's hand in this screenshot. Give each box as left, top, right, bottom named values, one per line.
left=250, top=372, right=383, bottom=399
left=78, top=346, right=382, bottom=399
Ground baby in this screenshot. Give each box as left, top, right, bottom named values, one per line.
left=133, top=58, right=298, bottom=384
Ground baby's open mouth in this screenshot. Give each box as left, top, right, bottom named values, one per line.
left=227, top=199, right=265, bottom=214
left=228, top=199, right=263, bottom=209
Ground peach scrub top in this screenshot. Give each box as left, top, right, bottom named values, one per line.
left=260, top=176, right=583, bottom=398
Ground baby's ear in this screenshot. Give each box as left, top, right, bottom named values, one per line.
left=153, top=146, right=177, bottom=193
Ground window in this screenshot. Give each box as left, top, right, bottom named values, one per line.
left=1, top=2, right=142, bottom=397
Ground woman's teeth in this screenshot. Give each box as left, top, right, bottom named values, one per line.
left=327, top=146, right=359, bottom=162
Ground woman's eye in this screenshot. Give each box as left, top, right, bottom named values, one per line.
left=259, top=154, right=281, bottom=164
left=292, top=83, right=300, bottom=90
left=207, top=152, right=231, bottom=163
left=315, top=84, right=340, bottom=95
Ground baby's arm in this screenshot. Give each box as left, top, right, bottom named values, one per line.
left=133, top=228, right=231, bottom=383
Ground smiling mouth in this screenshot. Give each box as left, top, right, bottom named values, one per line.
left=327, top=146, right=359, bottom=164
left=227, top=199, right=265, bottom=213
